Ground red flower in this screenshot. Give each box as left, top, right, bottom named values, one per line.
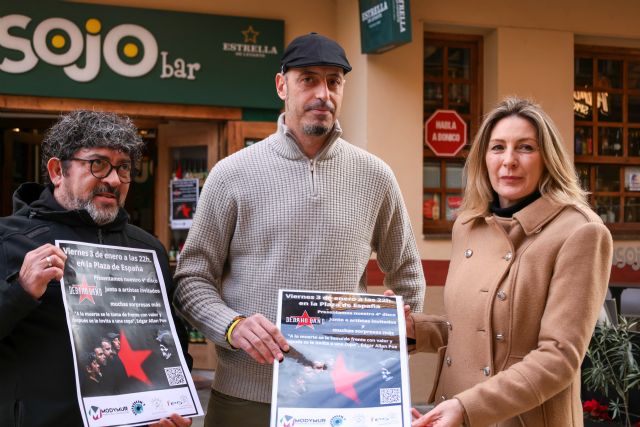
left=583, top=399, right=612, bottom=421
left=583, top=399, right=599, bottom=413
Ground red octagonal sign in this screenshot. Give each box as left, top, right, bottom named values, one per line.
left=425, top=110, right=467, bottom=157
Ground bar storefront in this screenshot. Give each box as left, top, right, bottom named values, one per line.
left=0, top=1, right=282, bottom=256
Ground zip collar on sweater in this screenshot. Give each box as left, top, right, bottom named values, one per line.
left=268, top=113, right=343, bottom=161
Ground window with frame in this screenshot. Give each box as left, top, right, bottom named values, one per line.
left=574, top=45, right=640, bottom=234
left=423, top=33, right=482, bottom=235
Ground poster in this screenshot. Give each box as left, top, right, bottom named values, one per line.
left=625, top=167, right=640, bottom=191
left=56, top=240, right=203, bottom=427
left=271, top=290, right=411, bottom=427
left=170, top=179, right=199, bottom=229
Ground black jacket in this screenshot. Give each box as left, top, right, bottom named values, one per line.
left=0, top=183, right=191, bottom=427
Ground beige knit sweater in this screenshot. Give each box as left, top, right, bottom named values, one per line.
left=174, top=115, right=425, bottom=403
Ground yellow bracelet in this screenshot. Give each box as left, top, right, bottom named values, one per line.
left=225, top=316, right=245, bottom=349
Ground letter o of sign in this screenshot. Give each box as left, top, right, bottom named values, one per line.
left=33, top=18, right=84, bottom=66
left=103, top=24, right=158, bottom=77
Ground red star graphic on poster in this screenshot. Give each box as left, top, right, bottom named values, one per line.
left=73, top=275, right=97, bottom=304
left=330, top=353, right=370, bottom=403
left=295, top=310, right=320, bottom=329
left=118, top=329, right=152, bottom=384
left=180, top=203, right=192, bottom=218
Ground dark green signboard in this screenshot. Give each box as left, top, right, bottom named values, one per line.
left=359, top=0, right=411, bottom=54
left=0, top=1, right=284, bottom=109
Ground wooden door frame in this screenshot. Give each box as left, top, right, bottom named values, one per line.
left=225, top=120, right=277, bottom=155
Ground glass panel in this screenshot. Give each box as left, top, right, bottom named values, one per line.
left=424, top=45, right=443, bottom=77
left=598, top=127, right=623, bottom=156
left=629, top=129, right=640, bottom=157
left=624, top=167, right=640, bottom=191
left=629, top=61, right=640, bottom=90
left=574, top=126, right=593, bottom=156
left=445, top=193, right=463, bottom=221
left=594, top=196, right=619, bottom=223
left=424, top=82, right=443, bottom=113
left=597, top=92, right=622, bottom=122
left=576, top=165, right=590, bottom=191
left=423, top=161, right=440, bottom=188
left=575, top=57, right=593, bottom=88
left=595, top=165, right=620, bottom=191
left=448, top=83, right=470, bottom=114
left=423, top=193, right=441, bottom=221
left=629, top=95, right=640, bottom=123
left=447, top=47, right=470, bottom=79
left=597, top=59, right=623, bottom=89
left=573, top=90, right=593, bottom=121
left=445, top=163, right=464, bottom=188
left=624, top=197, right=640, bottom=222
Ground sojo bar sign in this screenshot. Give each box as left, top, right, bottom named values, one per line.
left=425, top=109, right=467, bottom=157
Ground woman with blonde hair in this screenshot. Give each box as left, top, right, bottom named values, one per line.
left=408, top=97, right=613, bottom=426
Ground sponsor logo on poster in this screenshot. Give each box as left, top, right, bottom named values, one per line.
left=87, top=406, right=102, bottom=420
left=279, top=415, right=295, bottom=427
left=131, top=400, right=145, bottom=415
left=330, top=414, right=346, bottom=426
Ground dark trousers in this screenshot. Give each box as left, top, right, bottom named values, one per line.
left=204, top=389, right=270, bottom=427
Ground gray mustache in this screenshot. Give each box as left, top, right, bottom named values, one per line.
left=92, top=184, right=121, bottom=199
left=304, top=100, right=335, bottom=113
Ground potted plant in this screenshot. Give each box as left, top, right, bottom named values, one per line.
left=583, top=316, right=640, bottom=426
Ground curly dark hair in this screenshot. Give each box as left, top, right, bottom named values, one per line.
left=41, top=110, right=144, bottom=180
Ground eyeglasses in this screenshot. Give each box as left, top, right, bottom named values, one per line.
left=67, top=157, right=134, bottom=183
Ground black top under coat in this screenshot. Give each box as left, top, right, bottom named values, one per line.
left=490, top=190, right=542, bottom=218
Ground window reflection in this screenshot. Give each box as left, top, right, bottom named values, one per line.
left=447, top=48, right=470, bottom=79
left=598, top=128, right=623, bottom=156
left=597, top=59, right=623, bottom=89
left=574, top=127, right=593, bottom=155
left=595, top=165, right=620, bottom=191
left=594, top=196, right=619, bottom=223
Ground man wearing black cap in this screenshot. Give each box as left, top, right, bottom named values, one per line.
left=175, top=33, right=424, bottom=426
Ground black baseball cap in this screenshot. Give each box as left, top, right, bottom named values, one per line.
left=280, top=32, right=352, bottom=74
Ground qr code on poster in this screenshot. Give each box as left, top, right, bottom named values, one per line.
left=165, top=367, right=186, bottom=386
left=380, top=387, right=401, bottom=405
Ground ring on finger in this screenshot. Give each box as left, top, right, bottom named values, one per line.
left=45, top=256, right=52, bottom=268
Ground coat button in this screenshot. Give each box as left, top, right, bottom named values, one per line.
left=496, top=333, right=504, bottom=341
left=504, top=251, right=513, bottom=261
left=497, top=290, right=507, bottom=301
left=441, top=395, right=447, bottom=401
left=482, top=366, right=491, bottom=376
left=446, top=356, right=452, bottom=366
left=464, top=249, right=473, bottom=258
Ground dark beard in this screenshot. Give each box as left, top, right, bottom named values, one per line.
left=302, top=124, right=330, bottom=136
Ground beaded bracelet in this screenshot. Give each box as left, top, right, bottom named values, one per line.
left=225, top=315, right=246, bottom=349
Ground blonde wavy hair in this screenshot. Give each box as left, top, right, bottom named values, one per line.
left=460, top=97, right=589, bottom=216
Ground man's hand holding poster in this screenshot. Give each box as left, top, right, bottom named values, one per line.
left=271, top=290, right=411, bottom=427
left=56, top=240, right=203, bottom=427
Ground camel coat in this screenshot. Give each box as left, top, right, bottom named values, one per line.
left=413, top=196, right=613, bottom=427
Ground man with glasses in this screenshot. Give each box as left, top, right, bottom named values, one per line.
left=0, top=110, right=192, bottom=427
